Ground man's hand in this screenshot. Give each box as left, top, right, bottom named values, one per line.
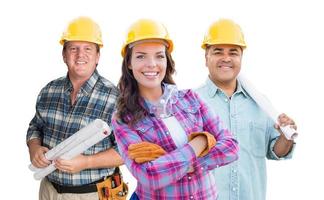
left=28, top=139, right=51, bottom=168
left=128, top=142, right=166, bottom=164
left=54, top=154, right=89, bottom=174
left=275, top=113, right=297, bottom=132
left=273, top=113, right=296, bottom=157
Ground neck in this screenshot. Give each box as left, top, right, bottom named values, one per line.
left=69, top=73, right=91, bottom=92
left=71, top=79, right=87, bottom=92
left=140, top=86, right=163, bottom=102
left=69, top=75, right=89, bottom=105
left=212, top=78, right=237, bottom=97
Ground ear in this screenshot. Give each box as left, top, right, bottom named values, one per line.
left=62, top=50, right=67, bottom=64
left=204, top=50, right=209, bottom=67
left=95, top=52, right=100, bottom=65
left=128, top=64, right=132, bottom=70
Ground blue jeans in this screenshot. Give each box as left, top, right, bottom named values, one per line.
left=130, top=192, right=139, bottom=200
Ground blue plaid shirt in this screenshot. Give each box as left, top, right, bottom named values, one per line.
left=27, top=70, right=119, bottom=186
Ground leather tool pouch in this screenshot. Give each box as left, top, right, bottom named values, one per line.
left=96, top=168, right=128, bottom=200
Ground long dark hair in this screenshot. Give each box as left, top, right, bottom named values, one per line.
left=116, top=46, right=176, bottom=126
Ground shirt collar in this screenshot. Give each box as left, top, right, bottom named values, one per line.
left=205, top=77, right=218, bottom=98
left=205, top=76, right=248, bottom=98
left=144, top=83, right=179, bottom=115
left=64, top=70, right=100, bottom=95
left=236, top=79, right=249, bottom=97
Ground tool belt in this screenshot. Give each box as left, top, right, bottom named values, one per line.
left=96, top=167, right=128, bottom=200
left=50, top=168, right=128, bottom=199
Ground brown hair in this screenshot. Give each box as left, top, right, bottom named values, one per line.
left=63, top=42, right=100, bottom=53
left=116, top=46, right=176, bottom=126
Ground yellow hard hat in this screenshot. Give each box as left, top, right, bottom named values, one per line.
left=60, top=16, right=103, bottom=47
left=202, top=19, right=246, bottom=49
left=121, top=19, right=173, bottom=57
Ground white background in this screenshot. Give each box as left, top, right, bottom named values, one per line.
left=0, top=0, right=323, bottom=199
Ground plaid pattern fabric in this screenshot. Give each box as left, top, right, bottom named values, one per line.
left=112, top=84, right=238, bottom=199
left=27, top=70, right=119, bottom=186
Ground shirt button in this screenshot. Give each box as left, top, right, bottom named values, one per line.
left=233, top=169, right=237, bottom=173
left=190, top=195, right=194, bottom=199
left=201, top=167, right=204, bottom=170
left=224, top=99, right=228, bottom=102
left=188, top=176, right=192, bottom=180
left=232, top=187, right=236, bottom=191
left=165, top=131, right=170, bottom=135
left=160, top=99, right=166, bottom=104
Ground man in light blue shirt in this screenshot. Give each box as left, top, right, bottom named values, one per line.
left=195, top=19, right=296, bottom=200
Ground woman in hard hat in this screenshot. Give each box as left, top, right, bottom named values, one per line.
left=112, top=19, right=238, bottom=199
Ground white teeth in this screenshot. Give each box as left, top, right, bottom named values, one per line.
left=77, top=61, right=86, bottom=64
left=143, top=72, right=158, bottom=76
left=220, top=65, right=232, bottom=68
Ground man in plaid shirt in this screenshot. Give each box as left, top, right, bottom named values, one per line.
left=26, top=16, right=123, bottom=200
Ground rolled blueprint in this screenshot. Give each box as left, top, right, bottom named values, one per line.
left=29, top=119, right=111, bottom=180
left=238, top=74, right=298, bottom=140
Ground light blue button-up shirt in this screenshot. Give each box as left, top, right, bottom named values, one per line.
left=195, top=77, right=295, bottom=200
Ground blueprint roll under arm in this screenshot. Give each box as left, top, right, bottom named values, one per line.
left=238, top=74, right=298, bottom=140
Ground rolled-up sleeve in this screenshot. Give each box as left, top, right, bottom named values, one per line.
left=268, top=136, right=296, bottom=160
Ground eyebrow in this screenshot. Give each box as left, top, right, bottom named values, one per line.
left=134, top=51, right=165, bottom=54
left=212, top=48, right=223, bottom=52
left=134, top=51, right=147, bottom=54
left=66, top=45, right=93, bottom=48
left=229, top=48, right=239, bottom=52
left=212, top=48, right=239, bottom=52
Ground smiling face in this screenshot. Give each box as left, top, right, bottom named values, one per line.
left=63, top=41, right=100, bottom=81
left=205, top=44, right=243, bottom=88
left=129, top=42, right=167, bottom=100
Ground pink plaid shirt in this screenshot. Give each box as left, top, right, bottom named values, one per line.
left=112, top=86, right=238, bottom=199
